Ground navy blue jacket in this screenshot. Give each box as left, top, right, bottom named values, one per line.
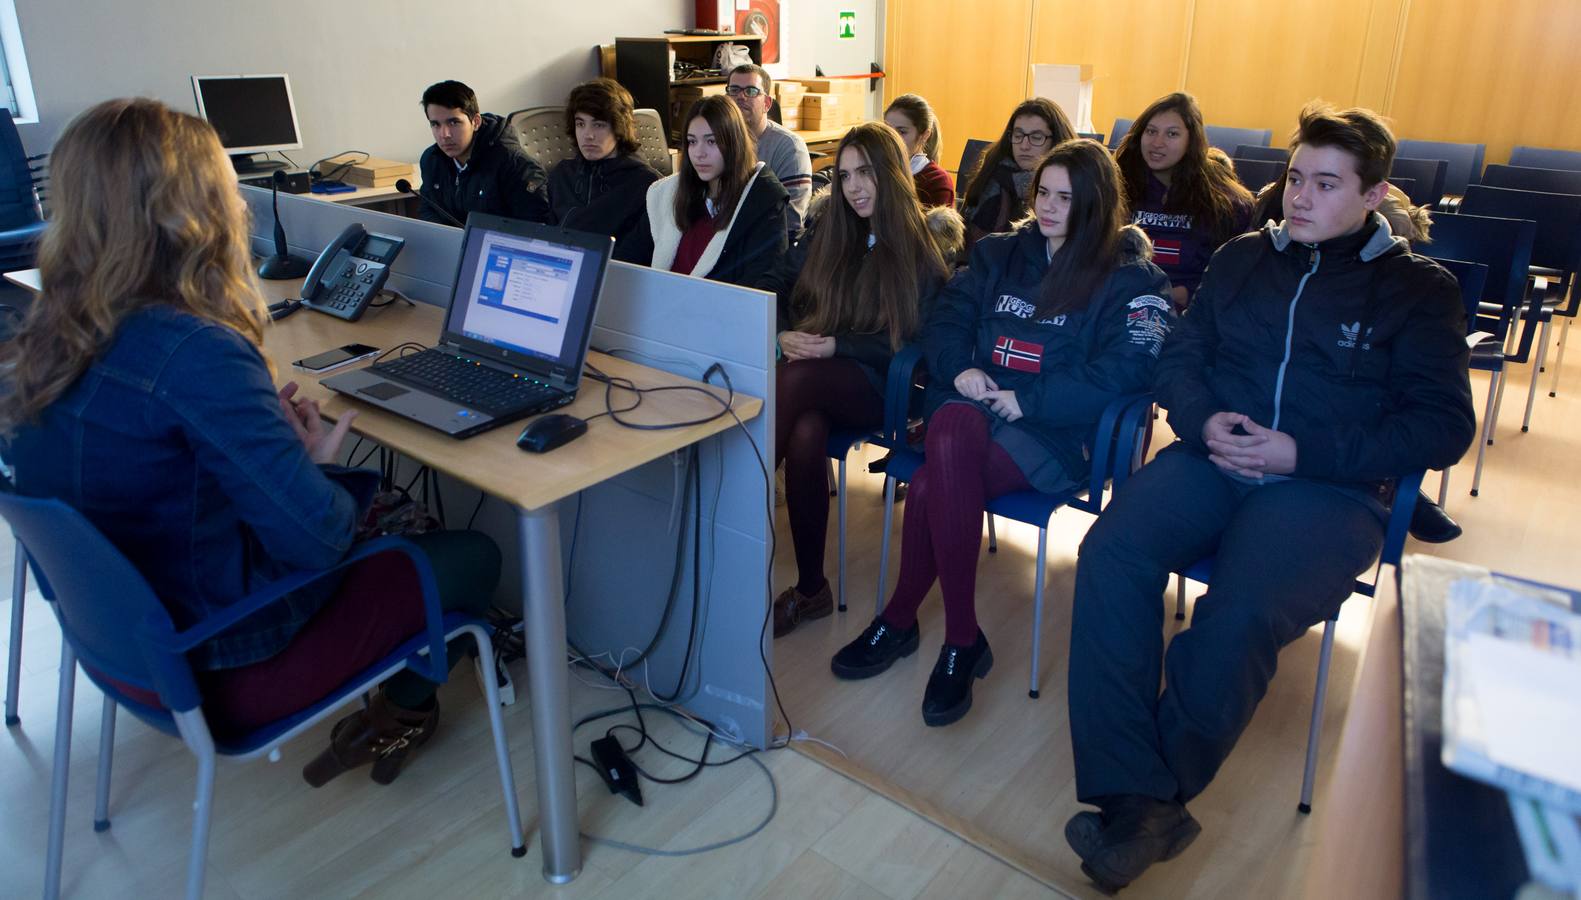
left=419, top=112, right=551, bottom=226
left=1155, top=214, right=1475, bottom=484
left=8, top=307, right=377, bottom=670
left=925, top=223, right=1174, bottom=477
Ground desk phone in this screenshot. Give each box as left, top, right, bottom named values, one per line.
left=300, top=224, right=405, bottom=321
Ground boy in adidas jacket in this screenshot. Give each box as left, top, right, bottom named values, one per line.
left=1063, top=103, right=1475, bottom=894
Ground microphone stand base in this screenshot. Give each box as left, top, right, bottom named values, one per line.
left=257, top=254, right=312, bottom=280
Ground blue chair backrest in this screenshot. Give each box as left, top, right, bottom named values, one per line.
left=1432, top=258, right=1492, bottom=328
left=1481, top=163, right=1581, bottom=196
left=957, top=138, right=992, bottom=180
left=1418, top=212, right=1536, bottom=340
left=1108, top=118, right=1133, bottom=150
left=1232, top=157, right=1285, bottom=193
left=1389, top=176, right=1419, bottom=206
left=1234, top=144, right=1289, bottom=162
left=1205, top=125, right=1272, bottom=153
left=1077, top=131, right=1105, bottom=144
left=1396, top=139, right=1486, bottom=195
left=1509, top=145, right=1581, bottom=172
left=0, top=492, right=199, bottom=720
left=1390, top=157, right=1447, bottom=206
left=1459, top=185, right=1581, bottom=275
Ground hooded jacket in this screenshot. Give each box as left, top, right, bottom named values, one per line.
left=1154, top=213, right=1475, bottom=485
left=547, top=151, right=659, bottom=257
left=925, top=222, right=1174, bottom=481
left=418, top=112, right=550, bottom=225
left=616, top=162, right=788, bottom=292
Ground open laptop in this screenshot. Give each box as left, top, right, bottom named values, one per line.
left=323, top=214, right=612, bottom=438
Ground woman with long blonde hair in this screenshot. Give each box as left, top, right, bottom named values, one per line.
left=3, top=98, right=501, bottom=788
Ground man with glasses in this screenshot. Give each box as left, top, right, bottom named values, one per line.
left=728, top=64, right=812, bottom=238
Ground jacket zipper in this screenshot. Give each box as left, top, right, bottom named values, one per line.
left=1271, top=247, right=1320, bottom=432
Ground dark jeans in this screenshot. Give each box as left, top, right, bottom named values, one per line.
left=1068, top=444, right=1384, bottom=804
left=200, top=529, right=501, bottom=736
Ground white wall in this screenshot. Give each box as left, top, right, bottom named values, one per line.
left=13, top=0, right=689, bottom=163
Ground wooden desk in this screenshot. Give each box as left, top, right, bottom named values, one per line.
left=300, top=178, right=418, bottom=208
left=5, top=268, right=763, bottom=884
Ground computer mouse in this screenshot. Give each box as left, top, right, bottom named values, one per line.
left=517, top=413, right=588, bottom=453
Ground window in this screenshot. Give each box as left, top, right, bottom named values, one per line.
left=0, top=0, right=36, bottom=123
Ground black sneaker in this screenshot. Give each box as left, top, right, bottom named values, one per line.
left=1408, top=493, right=1463, bottom=543
left=920, top=630, right=993, bottom=727
left=1067, top=795, right=1201, bottom=893
left=830, top=618, right=920, bottom=680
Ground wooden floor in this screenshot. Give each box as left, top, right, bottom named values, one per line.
left=2, top=343, right=1577, bottom=898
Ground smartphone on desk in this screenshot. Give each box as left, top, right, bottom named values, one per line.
left=293, top=343, right=380, bottom=373
left=298, top=224, right=405, bottom=322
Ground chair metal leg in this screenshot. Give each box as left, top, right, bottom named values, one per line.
left=1028, top=528, right=1048, bottom=699
left=986, top=514, right=998, bottom=554
left=44, top=642, right=77, bottom=900
left=1472, top=370, right=1501, bottom=497
left=1436, top=467, right=1450, bottom=508
left=836, top=457, right=848, bottom=612
left=1299, top=620, right=1338, bottom=814
left=4, top=540, right=24, bottom=726
left=1549, top=317, right=1571, bottom=398
left=93, top=696, right=116, bottom=831
left=875, top=476, right=895, bottom=614
left=1488, top=361, right=1508, bottom=446
left=466, top=624, right=527, bottom=855
left=826, top=457, right=837, bottom=497
left=1174, top=576, right=1186, bottom=621
left=1522, top=318, right=1552, bottom=433
left=172, top=709, right=217, bottom=900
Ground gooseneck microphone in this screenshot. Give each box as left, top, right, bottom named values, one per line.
left=396, top=178, right=463, bottom=227
left=257, top=169, right=311, bottom=280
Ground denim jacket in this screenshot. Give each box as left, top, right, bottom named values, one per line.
left=8, top=306, right=379, bottom=670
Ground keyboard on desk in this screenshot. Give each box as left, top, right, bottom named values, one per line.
left=370, top=349, right=568, bottom=416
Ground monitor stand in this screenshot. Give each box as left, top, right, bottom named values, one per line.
left=230, top=153, right=288, bottom=175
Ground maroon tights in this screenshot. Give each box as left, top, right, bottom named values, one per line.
left=775, top=357, right=885, bottom=595
left=879, top=402, right=1030, bottom=647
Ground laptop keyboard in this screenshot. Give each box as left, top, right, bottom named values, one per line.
left=371, top=349, right=564, bottom=416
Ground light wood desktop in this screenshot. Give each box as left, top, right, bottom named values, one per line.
left=3, top=267, right=762, bottom=884
left=299, top=176, right=419, bottom=208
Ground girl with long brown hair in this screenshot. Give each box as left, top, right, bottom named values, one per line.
left=959, top=98, right=1075, bottom=251
left=829, top=139, right=1173, bottom=727
left=1114, top=92, right=1253, bottom=308
left=617, top=94, right=787, bottom=289
left=769, top=122, right=952, bottom=637
left=3, top=98, right=502, bottom=787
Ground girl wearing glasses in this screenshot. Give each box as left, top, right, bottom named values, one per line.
left=768, top=122, right=952, bottom=638
left=1114, top=93, right=1253, bottom=309
left=829, top=139, right=1173, bottom=727
left=884, top=93, right=955, bottom=209
left=619, top=95, right=788, bottom=290
left=960, top=98, right=1075, bottom=253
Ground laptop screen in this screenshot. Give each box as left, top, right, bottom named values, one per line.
left=442, top=216, right=612, bottom=382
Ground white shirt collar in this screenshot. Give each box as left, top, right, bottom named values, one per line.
left=910, top=153, right=928, bottom=175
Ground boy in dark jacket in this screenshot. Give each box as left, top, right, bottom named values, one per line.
left=417, top=80, right=550, bottom=226
left=1063, top=104, right=1476, bottom=893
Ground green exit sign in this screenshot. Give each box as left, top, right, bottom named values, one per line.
left=838, top=10, right=856, bottom=39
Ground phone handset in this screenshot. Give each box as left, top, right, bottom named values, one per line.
left=297, top=223, right=405, bottom=323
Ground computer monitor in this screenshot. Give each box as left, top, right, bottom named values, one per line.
left=190, top=74, right=303, bottom=173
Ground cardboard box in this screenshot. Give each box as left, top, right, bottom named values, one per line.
left=799, top=77, right=867, bottom=97
left=319, top=154, right=415, bottom=186
left=800, top=93, right=842, bottom=113
left=775, top=81, right=806, bottom=110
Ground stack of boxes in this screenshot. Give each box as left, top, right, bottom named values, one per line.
left=794, top=77, right=866, bottom=132
left=774, top=80, right=806, bottom=130
left=317, top=154, right=417, bottom=189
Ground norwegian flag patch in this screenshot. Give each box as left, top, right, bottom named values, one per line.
left=992, top=336, right=1043, bottom=372
left=1153, top=237, right=1182, bottom=266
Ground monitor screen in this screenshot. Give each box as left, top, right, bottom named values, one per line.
left=191, top=74, right=303, bottom=154
left=444, top=221, right=607, bottom=377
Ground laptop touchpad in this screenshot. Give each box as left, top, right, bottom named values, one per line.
left=359, top=381, right=410, bottom=401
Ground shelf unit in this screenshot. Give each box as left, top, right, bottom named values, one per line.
left=615, top=34, right=764, bottom=147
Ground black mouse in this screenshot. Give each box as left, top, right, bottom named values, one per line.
left=517, top=413, right=587, bottom=453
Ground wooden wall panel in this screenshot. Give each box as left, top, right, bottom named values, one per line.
left=1028, top=0, right=1192, bottom=145
left=1388, top=0, right=1581, bottom=166
left=884, top=0, right=1035, bottom=175
left=1182, top=0, right=1374, bottom=139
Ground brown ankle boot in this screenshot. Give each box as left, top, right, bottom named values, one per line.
left=301, top=693, right=440, bottom=788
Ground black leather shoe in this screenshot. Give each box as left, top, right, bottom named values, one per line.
left=1067, top=795, right=1201, bottom=893
left=1408, top=493, right=1462, bottom=543
left=831, top=618, right=920, bottom=680
left=920, top=630, right=993, bottom=727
